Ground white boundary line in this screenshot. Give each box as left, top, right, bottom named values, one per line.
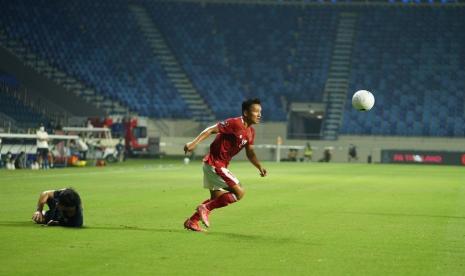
left=0, top=165, right=183, bottom=180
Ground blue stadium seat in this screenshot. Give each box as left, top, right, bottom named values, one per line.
left=341, top=7, right=465, bottom=137
left=0, top=0, right=191, bottom=119
left=1, top=1, right=463, bottom=136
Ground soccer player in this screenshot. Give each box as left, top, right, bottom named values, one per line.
left=32, top=188, right=83, bottom=227
left=183, top=98, right=267, bottom=232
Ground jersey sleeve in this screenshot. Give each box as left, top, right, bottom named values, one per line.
left=217, top=118, right=239, bottom=134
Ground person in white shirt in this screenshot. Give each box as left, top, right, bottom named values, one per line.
left=76, top=137, right=89, bottom=160
left=36, top=126, right=49, bottom=169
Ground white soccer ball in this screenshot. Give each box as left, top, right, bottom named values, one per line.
left=183, top=157, right=190, bottom=165
left=352, top=90, right=375, bottom=111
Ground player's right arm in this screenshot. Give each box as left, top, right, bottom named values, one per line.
left=32, top=190, right=55, bottom=223
left=184, top=124, right=219, bottom=154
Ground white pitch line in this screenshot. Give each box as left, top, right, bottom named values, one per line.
left=0, top=165, right=183, bottom=180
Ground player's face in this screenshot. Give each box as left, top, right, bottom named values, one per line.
left=245, top=104, right=262, bottom=125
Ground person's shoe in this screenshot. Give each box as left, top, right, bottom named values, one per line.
left=184, top=218, right=205, bottom=232
left=196, top=204, right=210, bottom=228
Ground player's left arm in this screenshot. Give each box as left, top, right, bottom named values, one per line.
left=32, top=190, right=55, bottom=223
left=184, top=124, right=219, bottom=154
left=245, top=144, right=267, bottom=177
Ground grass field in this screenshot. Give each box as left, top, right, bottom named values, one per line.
left=1, top=159, right=464, bottom=275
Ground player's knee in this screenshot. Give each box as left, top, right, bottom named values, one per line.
left=229, top=184, right=245, bottom=201
left=237, top=192, right=245, bottom=201
left=234, top=189, right=245, bottom=201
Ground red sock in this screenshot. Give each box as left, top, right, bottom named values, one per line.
left=189, top=199, right=210, bottom=221
left=205, top=193, right=237, bottom=211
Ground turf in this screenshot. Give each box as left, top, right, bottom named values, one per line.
left=1, top=160, right=464, bottom=275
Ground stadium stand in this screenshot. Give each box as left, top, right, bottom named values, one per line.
left=1, top=72, right=39, bottom=128
left=146, top=2, right=337, bottom=120
left=0, top=0, right=337, bottom=121
left=1, top=1, right=464, bottom=136
left=0, top=73, right=30, bottom=129
left=0, top=71, right=20, bottom=89
left=0, top=90, right=48, bottom=129
left=342, top=7, right=465, bottom=136
left=0, top=0, right=191, bottom=119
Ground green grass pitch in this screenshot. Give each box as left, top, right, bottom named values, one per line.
left=1, top=159, right=464, bottom=275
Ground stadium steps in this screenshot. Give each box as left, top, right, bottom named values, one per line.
left=130, top=4, right=216, bottom=124
left=0, top=32, right=130, bottom=117
left=321, top=12, right=358, bottom=140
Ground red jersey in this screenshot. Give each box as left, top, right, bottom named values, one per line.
left=203, top=117, right=255, bottom=168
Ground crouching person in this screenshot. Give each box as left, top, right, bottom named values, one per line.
left=32, top=188, right=83, bottom=227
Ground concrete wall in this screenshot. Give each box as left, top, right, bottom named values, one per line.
left=147, top=118, right=286, bottom=138
left=147, top=119, right=203, bottom=137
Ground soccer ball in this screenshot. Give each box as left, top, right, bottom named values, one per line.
left=183, top=157, right=190, bottom=165
left=352, top=90, right=375, bottom=111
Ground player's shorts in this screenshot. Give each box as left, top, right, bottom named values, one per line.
left=37, top=148, right=49, bottom=159
left=203, top=163, right=240, bottom=191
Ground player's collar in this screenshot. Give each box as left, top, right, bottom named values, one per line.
left=241, top=116, right=252, bottom=129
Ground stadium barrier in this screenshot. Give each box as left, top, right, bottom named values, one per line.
left=381, top=150, right=465, bottom=166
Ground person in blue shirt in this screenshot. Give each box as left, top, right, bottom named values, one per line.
left=32, top=188, right=83, bottom=227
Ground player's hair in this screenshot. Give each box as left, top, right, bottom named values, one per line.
left=57, top=188, right=81, bottom=207
left=242, top=98, right=261, bottom=115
